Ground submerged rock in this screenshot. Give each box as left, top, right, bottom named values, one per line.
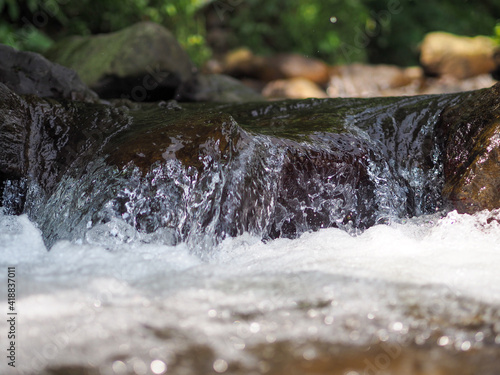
left=45, top=22, right=197, bottom=101
left=1, top=81, right=500, bottom=247
left=0, top=44, right=98, bottom=102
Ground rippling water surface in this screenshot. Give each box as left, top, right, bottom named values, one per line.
left=1, top=208, right=500, bottom=374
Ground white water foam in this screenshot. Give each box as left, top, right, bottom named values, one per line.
left=1, top=209, right=500, bottom=374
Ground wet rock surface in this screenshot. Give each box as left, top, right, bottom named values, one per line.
left=0, top=83, right=132, bottom=214
left=1, top=78, right=500, bottom=245
left=2, top=75, right=500, bottom=375
left=0, top=44, right=98, bottom=102
left=0, top=85, right=453, bottom=246
left=439, top=84, right=500, bottom=213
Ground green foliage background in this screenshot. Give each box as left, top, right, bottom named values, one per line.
left=1, top=0, right=500, bottom=66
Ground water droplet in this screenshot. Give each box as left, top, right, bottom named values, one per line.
left=330, top=16, right=337, bottom=23
left=460, top=341, right=471, bottom=351
left=213, top=359, right=228, bottom=373
left=391, top=321, right=403, bottom=331
left=377, top=329, right=389, bottom=342
left=112, top=360, right=127, bottom=374
left=150, top=360, right=167, bottom=374
left=302, top=348, right=317, bottom=360
left=132, top=359, right=148, bottom=375
left=266, top=334, right=276, bottom=343
left=438, top=336, right=449, bottom=346
left=249, top=322, right=260, bottom=333
left=307, top=309, right=318, bottom=318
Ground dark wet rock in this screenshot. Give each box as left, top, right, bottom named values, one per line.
left=439, top=83, right=500, bottom=213
left=420, top=32, right=498, bottom=79
left=0, top=44, right=98, bottom=102
left=44, top=22, right=197, bottom=101
left=1, top=86, right=450, bottom=246
left=2, top=81, right=500, bottom=246
left=0, top=83, right=131, bottom=214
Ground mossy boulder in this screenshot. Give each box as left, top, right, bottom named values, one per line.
left=45, top=22, right=197, bottom=101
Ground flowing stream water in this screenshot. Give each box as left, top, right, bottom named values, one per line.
left=1, top=93, right=500, bottom=374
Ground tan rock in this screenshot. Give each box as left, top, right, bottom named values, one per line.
left=327, top=64, right=422, bottom=97
left=420, top=32, right=497, bottom=79
left=262, top=77, right=328, bottom=99
left=222, top=47, right=266, bottom=78
left=260, top=53, right=330, bottom=84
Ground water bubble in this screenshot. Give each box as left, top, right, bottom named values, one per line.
left=266, top=334, right=276, bottom=343
left=112, top=360, right=127, bottom=374
left=377, top=329, right=389, bottom=342
left=213, top=359, right=228, bottom=373
left=249, top=322, right=261, bottom=333
left=150, top=360, right=167, bottom=374
left=438, top=336, right=449, bottom=346
left=391, top=321, right=403, bottom=332
left=307, top=309, right=318, bottom=318
left=324, top=315, right=334, bottom=325
left=132, top=359, right=148, bottom=375
left=302, top=348, right=317, bottom=360
left=460, top=341, right=471, bottom=351
left=474, top=331, right=484, bottom=342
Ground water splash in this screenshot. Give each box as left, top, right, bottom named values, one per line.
left=16, top=95, right=462, bottom=249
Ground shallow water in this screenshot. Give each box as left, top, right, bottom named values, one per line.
left=1, top=208, right=500, bottom=374
left=1, top=87, right=500, bottom=373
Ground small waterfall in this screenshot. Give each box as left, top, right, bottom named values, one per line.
left=12, top=94, right=463, bottom=249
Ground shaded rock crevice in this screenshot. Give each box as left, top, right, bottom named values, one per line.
left=439, top=84, right=500, bottom=213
